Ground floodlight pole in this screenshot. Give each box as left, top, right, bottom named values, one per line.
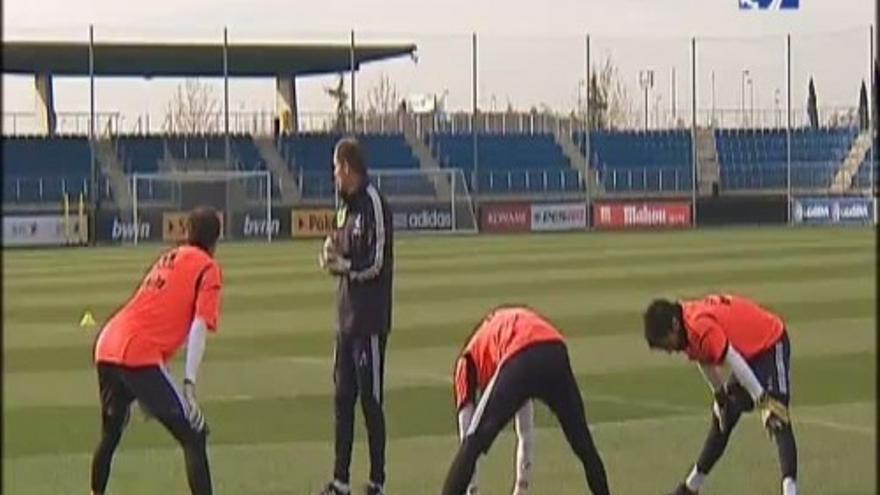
left=786, top=34, right=793, bottom=225
left=472, top=32, right=479, bottom=193
left=671, top=67, right=677, bottom=123
left=223, top=27, right=231, bottom=169
left=585, top=34, right=591, bottom=230
left=350, top=30, right=356, bottom=134
left=89, top=24, right=98, bottom=245
left=869, top=24, right=876, bottom=198
left=639, top=69, right=654, bottom=131
left=691, top=37, right=698, bottom=228
left=741, top=68, right=750, bottom=127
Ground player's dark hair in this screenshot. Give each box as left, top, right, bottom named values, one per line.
left=187, top=206, right=221, bottom=254
left=643, top=299, right=681, bottom=348
left=334, top=137, right=367, bottom=177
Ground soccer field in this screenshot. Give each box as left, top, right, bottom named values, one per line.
left=3, top=227, right=876, bottom=494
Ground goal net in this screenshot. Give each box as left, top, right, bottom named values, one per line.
left=129, top=170, right=273, bottom=244
left=368, top=168, right=478, bottom=234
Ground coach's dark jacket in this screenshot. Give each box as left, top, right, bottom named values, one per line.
left=334, top=180, right=393, bottom=336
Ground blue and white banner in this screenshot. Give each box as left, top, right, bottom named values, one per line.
left=392, top=205, right=453, bottom=232
left=97, top=211, right=159, bottom=243
left=2, top=215, right=80, bottom=247
left=793, top=197, right=875, bottom=226
left=739, top=0, right=799, bottom=10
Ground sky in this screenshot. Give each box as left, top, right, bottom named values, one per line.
left=2, top=0, right=875, bottom=133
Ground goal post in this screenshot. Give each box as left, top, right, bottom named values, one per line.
left=368, top=168, right=478, bottom=234
left=129, top=170, right=273, bottom=245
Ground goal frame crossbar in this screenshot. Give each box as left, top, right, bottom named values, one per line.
left=129, top=170, right=273, bottom=244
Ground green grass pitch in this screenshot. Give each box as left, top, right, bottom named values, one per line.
left=3, top=227, right=876, bottom=494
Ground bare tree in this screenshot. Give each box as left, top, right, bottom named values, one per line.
left=164, top=79, right=220, bottom=134
left=325, top=74, right=349, bottom=132
left=366, top=73, right=400, bottom=116
left=589, top=56, right=634, bottom=130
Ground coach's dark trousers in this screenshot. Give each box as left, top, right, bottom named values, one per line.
left=334, top=333, right=388, bottom=486
left=441, top=342, right=611, bottom=495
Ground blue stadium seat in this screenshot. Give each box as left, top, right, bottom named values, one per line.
left=574, top=130, right=692, bottom=193
left=715, top=127, right=857, bottom=190
left=280, top=133, right=428, bottom=198
left=429, top=133, right=575, bottom=194
left=2, top=136, right=92, bottom=203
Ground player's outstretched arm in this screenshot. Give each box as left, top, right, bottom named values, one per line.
left=513, top=401, right=535, bottom=495
left=183, top=318, right=208, bottom=432
left=457, top=402, right=480, bottom=494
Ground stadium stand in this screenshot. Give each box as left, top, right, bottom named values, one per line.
left=578, top=130, right=693, bottom=192
left=4, top=127, right=872, bottom=206
left=428, top=133, right=581, bottom=194
left=118, top=136, right=164, bottom=174
left=715, top=127, right=857, bottom=190
left=280, top=133, right=428, bottom=198
left=2, top=136, right=93, bottom=203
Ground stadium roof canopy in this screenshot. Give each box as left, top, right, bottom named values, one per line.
left=1, top=41, right=417, bottom=77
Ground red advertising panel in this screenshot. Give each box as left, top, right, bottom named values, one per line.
left=480, top=203, right=531, bottom=232
left=593, top=202, right=691, bottom=229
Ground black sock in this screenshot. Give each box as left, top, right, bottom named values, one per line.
left=773, top=423, right=798, bottom=481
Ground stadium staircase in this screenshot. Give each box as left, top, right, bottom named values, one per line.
left=830, top=131, right=872, bottom=193
left=554, top=130, right=600, bottom=194
left=403, top=123, right=449, bottom=198
left=95, top=138, right=132, bottom=210
left=695, top=127, right=721, bottom=195
left=255, top=137, right=300, bottom=203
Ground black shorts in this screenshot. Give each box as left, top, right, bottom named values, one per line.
left=97, top=362, right=191, bottom=425
left=727, top=331, right=792, bottom=408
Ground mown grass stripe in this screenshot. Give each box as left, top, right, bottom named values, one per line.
left=3, top=351, right=872, bottom=457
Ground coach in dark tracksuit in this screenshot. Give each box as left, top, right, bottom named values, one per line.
left=318, top=137, right=394, bottom=495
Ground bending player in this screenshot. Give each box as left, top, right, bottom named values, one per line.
left=90, top=207, right=223, bottom=495
left=642, top=294, right=798, bottom=495
left=442, top=305, right=611, bottom=495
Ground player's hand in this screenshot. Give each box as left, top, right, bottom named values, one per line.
left=757, top=392, right=789, bottom=434
left=512, top=479, right=529, bottom=495
left=183, top=379, right=207, bottom=433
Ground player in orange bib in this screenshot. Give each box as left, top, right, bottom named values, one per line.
left=643, top=294, right=797, bottom=495
left=442, top=306, right=611, bottom=495
left=90, top=207, right=223, bottom=495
